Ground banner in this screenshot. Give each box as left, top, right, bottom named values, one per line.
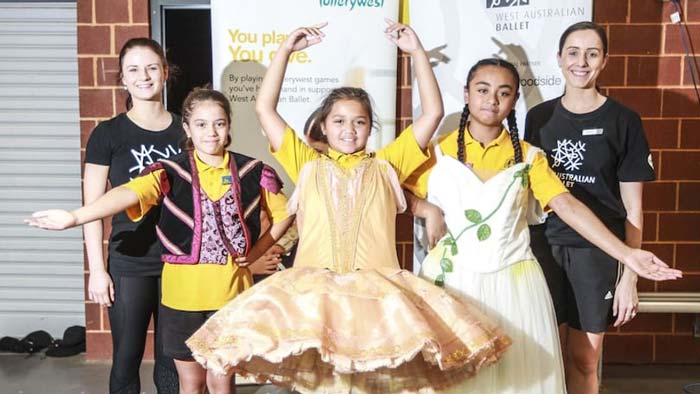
left=211, top=0, right=399, bottom=193
left=409, top=0, right=593, bottom=136
left=408, top=0, right=593, bottom=271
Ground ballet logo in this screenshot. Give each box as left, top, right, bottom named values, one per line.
left=551, top=139, right=586, bottom=172
left=486, top=0, right=530, bottom=8
left=129, top=144, right=181, bottom=178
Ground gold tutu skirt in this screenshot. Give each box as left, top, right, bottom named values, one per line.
left=186, top=266, right=510, bottom=394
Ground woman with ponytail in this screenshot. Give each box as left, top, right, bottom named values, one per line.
left=83, top=37, right=183, bottom=393
left=404, top=58, right=680, bottom=393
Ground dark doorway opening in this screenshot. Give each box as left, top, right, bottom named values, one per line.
left=162, top=7, right=212, bottom=114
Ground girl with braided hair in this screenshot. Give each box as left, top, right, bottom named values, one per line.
left=404, top=58, right=680, bottom=393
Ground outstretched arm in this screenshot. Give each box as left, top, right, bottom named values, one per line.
left=548, top=192, right=681, bottom=281
left=26, top=186, right=139, bottom=230
left=256, top=23, right=327, bottom=151
left=384, top=19, right=443, bottom=149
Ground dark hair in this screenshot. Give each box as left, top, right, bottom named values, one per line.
left=558, top=21, right=608, bottom=56
left=316, top=87, right=377, bottom=134
left=180, top=87, right=232, bottom=150
left=118, top=37, right=169, bottom=110
left=303, top=107, right=327, bottom=144
left=458, top=58, right=522, bottom=165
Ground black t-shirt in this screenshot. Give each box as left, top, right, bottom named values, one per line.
left=85, top=112, right=185, bottom=275
left=524, top=97, right=655, bottom=247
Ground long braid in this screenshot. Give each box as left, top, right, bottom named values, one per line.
left=456, top=104, right=469, bottom=163
left=506, top=109, right=523, bottom=164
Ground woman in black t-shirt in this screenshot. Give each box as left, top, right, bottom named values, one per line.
left=83, top=38, right=183, bottom=394
left=525, top=22, right=656, bottom=394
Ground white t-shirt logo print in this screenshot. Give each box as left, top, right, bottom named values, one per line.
left=552, top=139, right=586, bottom=171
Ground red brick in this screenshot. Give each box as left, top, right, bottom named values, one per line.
left=133, top=0, right=150, bottom=24
left=396, top=244, right=404, bottom=268
left=593, top=0, right=628, bottom=23
left=602, top=334, right=653, bottom=363
left=643, top=182, right=677, bottom=211
left=396, top=212, right=413, bottom=242
left=78, top=57, right=94, bottom=87
left=637, top=277, right=656, bottom=292
left=115, top=88, right=130, bottom=113
left=77, top=0, right=92, bottom=24
left=79, top=88, right=113, bottom=118
left=676, top=243, right=700, bottom=271
left=95, top=0, right=129, bottom=24
left=608, top=88, right=662, bottom=117
left=609, top=25, right=663, bottom=55
left=643, top=212, right=658, bottom=241
left=86, top=332, right=112, bottom=360
left=398, top=118, right=412, bottom=134
left=598, top=56, right=625, bottom=87
left=681, top=56, right=700, bottom=86
left=655, top=334, right=700, bottom=363
left=658, top=213, right=700, bottom=241
left=85, top=302, right=101, bottom=331
left=627, top=56, right=681, bottom=86
left=103, top=308, right=110, bottom=330
left=619, top=313, right=672, bottom=333
left=643, top=119, right=679, bottom=149
left=680, top=120, right=700, bottom=148
left=660, top=151, right=700, bottom=180
left=115, top=25, right=150, bottom=57
left=399, top=87, right=411, bottom=119
left=80, top=120, right=97, bottom=148
left=96, top=56, right=121, bottom=87
left=78, top=25, right=111, bottom=55
left=662, top=88, right=700, bottom=117
left=689, top=0, right=700, bottom=22
left=679, top=182, right=700, bottom=211
left=629, top=0, right=676, bottom=23
left=642, top=243, right=675, bottom=268
left=674, top=313, right=696, bottom=334
left=664, top=24, right=700, bottom=54
left=658, top=273, right=700, bottom=291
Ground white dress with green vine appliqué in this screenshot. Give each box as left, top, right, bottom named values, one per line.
left=419, top=144, right=566, bottom=393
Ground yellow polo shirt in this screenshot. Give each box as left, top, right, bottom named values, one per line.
left=405, top=128, right=568, bottom=209
left=123, top=151, right=289, bottom=311
left=272, top=125, right=429, bottom=184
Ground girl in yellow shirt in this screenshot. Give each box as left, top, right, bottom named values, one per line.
left=27, top=88, right=292, bottom=394
left=404, top=58, right=681, bottom=393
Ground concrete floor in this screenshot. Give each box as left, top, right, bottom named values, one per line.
left=0, top=353, right=699, bottom=394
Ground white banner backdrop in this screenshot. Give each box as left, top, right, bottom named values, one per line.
left=409, top=0, right=593, bottom=137
left=408, top=0, right=592, bottom=272
left=212, top=0, right=399, bottom=192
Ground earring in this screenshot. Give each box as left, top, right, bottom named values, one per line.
left=122, top=85, right=128, bottom=90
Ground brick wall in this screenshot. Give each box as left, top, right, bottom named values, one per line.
left=77, top=0, right=699, bottom=362
left=592, top=0, right=700, bottom=364
left=76, top=0, right=151, bottom=361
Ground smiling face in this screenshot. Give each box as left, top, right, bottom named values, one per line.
left=183, top=100, right=230, bottom=162
left=464, top=65, right=519, bottom=129
left=557, top=28, right=608, bottom=90
left=120, top=46, right=168, bottom=103
left=321, top=99, right=371, bottom=154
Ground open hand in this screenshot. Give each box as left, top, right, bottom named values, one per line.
left=622, top=249, right=682, bottom=281
left=384, top=18, right=423, bottom=54
left=89, top=270, right=115, bottom=307
left=612, top=275, right=639, bottom=327
left=283, top=22, right=327, bottom=52
left=25, top=210, right=77, bottom=230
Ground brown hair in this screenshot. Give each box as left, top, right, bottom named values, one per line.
left=315, top=87, right=377, bottom=133
left=180, top=87, right=232, bottom=150
left=118, top=37, right=170, bottom=110
left=558, top=21, right=608, bottom=56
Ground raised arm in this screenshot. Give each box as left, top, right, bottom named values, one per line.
left=384, top=19, right=443, bottom=149
left=548, top=192, right=681, bottom=281
left=26, top=185, right=139, bottom=230
left=256, top=23, right=327, bottom=151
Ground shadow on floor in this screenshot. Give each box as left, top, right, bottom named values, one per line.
left=0, top=353, right=698, bottom=394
